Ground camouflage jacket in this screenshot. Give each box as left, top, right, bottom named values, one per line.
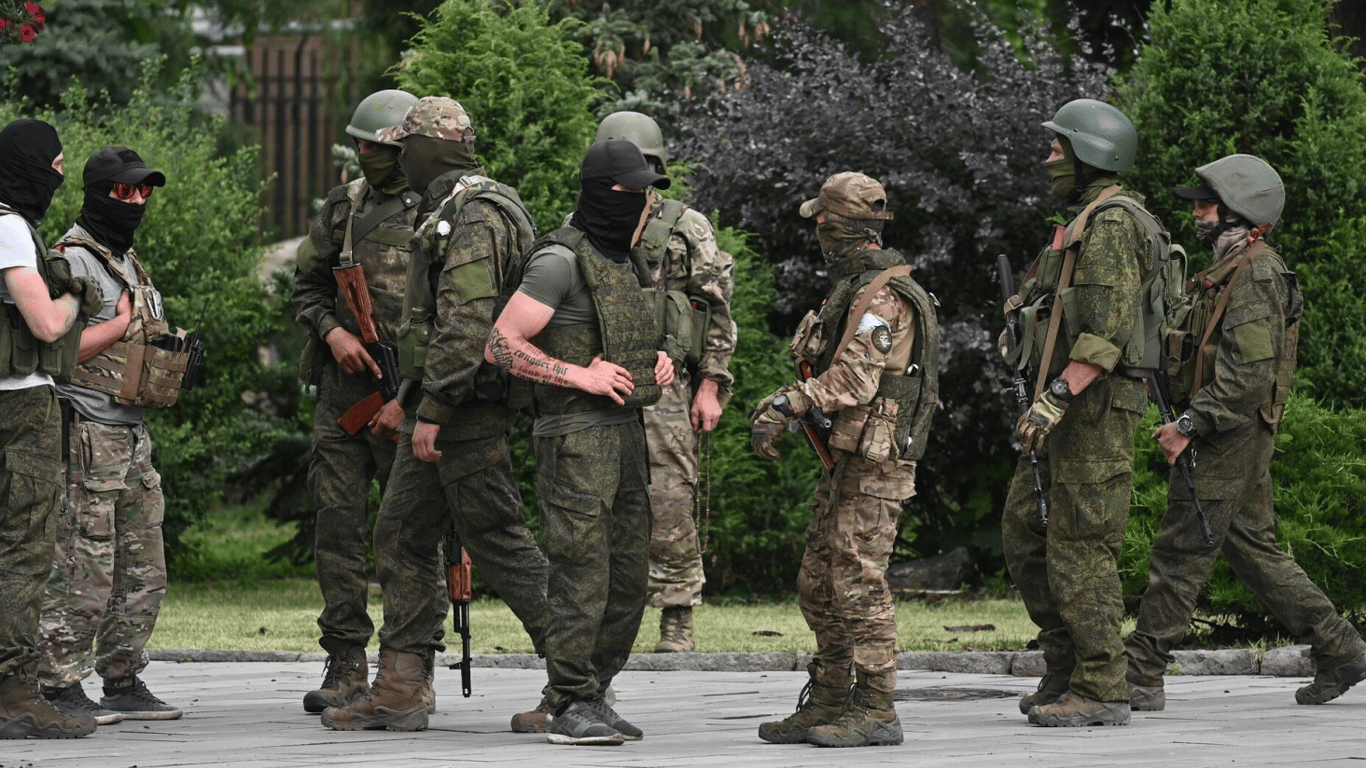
left=292, top=178, right=418, bottom=349
left=635, top=199, right=736, bottom=387
left=1183, top=243, right=1301, bottom=437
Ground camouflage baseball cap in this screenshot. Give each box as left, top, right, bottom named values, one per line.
left=799, top=172, right=893, bottom=220
left=376, top=96, right=475, bottom=144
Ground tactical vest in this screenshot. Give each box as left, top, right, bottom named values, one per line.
left=1164, top=240, right=1299, bottom=432
left=1007, top=187, right=1176, bottom=391
left=333, top=181, right=421, bottom=342
left=793, top=248, right=939, bottom=461
left=0, top=207, right=81, bottom=382
left=528, top=227, right=663, bottom=415
left=56, top=236, right=191, bottom=408
left=397, top=175, right=537, bottom=415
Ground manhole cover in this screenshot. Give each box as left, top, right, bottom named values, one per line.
left=894, top=687, right=1017, bottom=702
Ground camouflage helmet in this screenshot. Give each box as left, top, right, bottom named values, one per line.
left=346, top=89, right=419, bottom=146
left=799, top=172, right=894, bottom=221
left=1042, top=99, right=1137, bottom=174
left=1175, top=154, right=1285, bottom=227
left=375, top=96, right=476, bottom=144
left=595, top=111, right=668, bottom=172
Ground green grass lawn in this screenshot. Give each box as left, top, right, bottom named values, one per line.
left=156, top=502, right=1132, bottom=654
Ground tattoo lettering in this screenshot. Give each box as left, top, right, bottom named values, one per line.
left=488, top=327, right=515, bottom=371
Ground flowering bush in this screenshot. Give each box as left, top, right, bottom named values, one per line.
left=0, top=1, right=44, bottom=44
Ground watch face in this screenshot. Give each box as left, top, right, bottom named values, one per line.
left=1177, top=415, right=1195, bottom=435
left=1050, top=378, right=1071, bottom=400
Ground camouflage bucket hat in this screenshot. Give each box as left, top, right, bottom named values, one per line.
left=376, top=96, right=475, bottom=144
left=799, top=172, right=893, bottom=220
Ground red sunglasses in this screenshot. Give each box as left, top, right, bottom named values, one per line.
left=112, top=182, right=154, bottom=200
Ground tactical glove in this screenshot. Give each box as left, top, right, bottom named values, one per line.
left=750, top=394, right=790, bottom=461
left=43, top=251, right=75, bottom=298
left=1015, top=389, right=1068, bottom=454
left=68, top=277, right=104, bottom=318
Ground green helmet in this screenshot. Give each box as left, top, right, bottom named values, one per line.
left=1194, top=154, right=1284, bottom=226
left=595, top=111, right=668, bottom=172
left=1042, top=99, right=1137, bottom=174
left=347, top=89, right=419, bottom=146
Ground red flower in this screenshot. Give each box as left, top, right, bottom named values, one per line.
left=20, top=25, right=35, bottom=41
left=24, top=2, right=41, bottom=15
left=0, top=19, right=9, bottom=31
left=33, top=11, right=44, bottom=28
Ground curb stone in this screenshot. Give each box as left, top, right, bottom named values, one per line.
left=150, top=645, right=1316, bottom=677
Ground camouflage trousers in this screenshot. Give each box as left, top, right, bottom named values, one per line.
left=1126, top=422, right=1366, bottom=685
left=307, top=360, right=397, bottom=653
left=644, top=374, right=705, bottom=609
left=1002, top=375, right=1145, bottom=703
left=373, top=428, right=548, bottom=658
left=534, top=421, right=652, bottom=710
left=34, top=412, right=165, bottom=690
left=0, top=386, right=64, bottom=679
left=798, top=452, right=916, bottom=694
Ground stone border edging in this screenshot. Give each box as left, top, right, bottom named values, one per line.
left=150, top=645, right=1315, bottom=677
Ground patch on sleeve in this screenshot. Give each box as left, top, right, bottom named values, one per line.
left=871, top=325, right=893, bottom=353
left=856, top=312, right=887, bottom=335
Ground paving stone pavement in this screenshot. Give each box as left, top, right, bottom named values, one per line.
left=5, top=653, right=1364, bottom=768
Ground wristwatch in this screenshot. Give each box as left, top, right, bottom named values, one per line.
left=1176, top=412, right=1198, bottom=437
left=1047, top=377, right=1075, bottom=404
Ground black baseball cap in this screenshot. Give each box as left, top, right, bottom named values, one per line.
left=1173, top=182, right=1218, bottom=202
left=83, top=146, right=167, bottom=189
left=580, top=139, right=670, bottom=190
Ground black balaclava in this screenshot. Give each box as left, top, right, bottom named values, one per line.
left=399, top=134, right=480, bottom=196
left=569, top=178, right=648, bottom=264
left=359, top=145, right=409, bottom=195
left=0, top=119, right=64, bottom=226
left=77, top=181, right=145, bottom=255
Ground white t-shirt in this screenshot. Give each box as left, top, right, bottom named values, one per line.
left=0, top=212, right=55, bottom=390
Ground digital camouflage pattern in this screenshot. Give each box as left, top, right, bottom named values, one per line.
left=36, top=419, right=164, bottom=689
left=639, top=203, right=736, bottom=608
left=1126, top=243, right=1365, bottom=686
left=292, top=177, right=417, bottom=652
left=534, top=421, right=652, bottom=710
left=1001, top=179, right=1151, bottom=704
left=0, top=387, right=63, bottom=679
left=376, top=97, right=475, bottom=145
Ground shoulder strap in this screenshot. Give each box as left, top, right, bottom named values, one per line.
left=829, top=264, right=914, bottom=364
left=342, top=187, right=420, bottom=266
left=1191, top=241, right=1264, bottom=397
left=54, top=235, right=150, bottom=287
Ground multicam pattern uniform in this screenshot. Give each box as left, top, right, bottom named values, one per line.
left=636, top=203, right=735, bottom=608
left=292, top=177, right=416, bottom=653
left=1001, top=182, right=1151, bottom=704
left=372, top=172, right=549, bottom=660
left=1126, top=243, right=1366, bottom=685
left=788, top=253, right=919, bottom=695
left=38, top=417, right=163, bottom=688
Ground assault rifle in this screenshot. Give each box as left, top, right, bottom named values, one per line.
left=1147, top=370, right=1215, bottom=548
left=776, top=361, right=835, bottom=471
left=445, top=523, right=473, bottom=697
left=997, top=254, right=1049, bottom=527
left=334, top=263, right=400, bottom=435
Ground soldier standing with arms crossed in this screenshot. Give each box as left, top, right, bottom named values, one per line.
left=751, top=172, right=938, bottom=748
left=1125, top=155, right=1366, bottom=710
left=593, top=111, right=736, bottom=653
left=292, top=89, right=421, bottom=713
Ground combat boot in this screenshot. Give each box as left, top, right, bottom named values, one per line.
left=0, top=672, right=96, bottom=739
left=1128, top=680, right=1166, bottom=711
left=321, top=648, right=428, bottom=731
left=1018, top=672, right=1070, bottom=715
left=653, top=606, right=695, bottom=653
left=757, top=674, right=849, bottom=744
left=421, top=649, right=436, bottom=714
left=806, top=676, right=903, bottom=747
left=1027, top=691, right=1130, bottom=727
left=510, top=695, right=554, bottom=733
left=302, top=645, right=369, bottom=713
left=1296, top=649, right=1366, bottom=705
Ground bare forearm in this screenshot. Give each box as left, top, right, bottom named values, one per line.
left=487, top=326, right=579, bottom=389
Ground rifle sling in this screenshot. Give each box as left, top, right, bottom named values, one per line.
left=340, top=188, right=420, bottom=267
left=828, top=264, right=916, bottom=365
left=1191, top=242, right=1262, bottom=401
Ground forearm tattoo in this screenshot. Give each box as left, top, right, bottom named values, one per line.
left=488, top=326, right=574, bottom=387
left=488, top=327, right=515, bottom=371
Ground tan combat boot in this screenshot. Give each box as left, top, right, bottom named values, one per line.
left=321, top=649, right=428, bottom=731
left=510, top=694, right=554, bottom=733
left=653, top=606, right=696, bottom=653
left=757, top=672, right=849, bottom=744
left=806, top=675, right=903, bottom=748
left=0, top=671, right=96, bottom=739
left=1027, top=690, right=1130, bottom=727
left=1018, top=672, right=1071, bottom=715
left=421, top=649, right=436, bottom=714
left=303, top=645, right=369, bottom=713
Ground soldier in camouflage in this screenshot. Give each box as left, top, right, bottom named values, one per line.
left=751, top=172, right=939, bottom=748
left=487, top=139, right=674, bottom=746
left=320, top=97, right=552, bottom=734
left=1125, top=155, right=1366, bottom=711
left=292, top=89, right=421, bottom=714
left=594, top=112, right=737, bottom=653
left=33, top=146, right=183, bottom=725
left=1001, top=99, right=1154, bottom=728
